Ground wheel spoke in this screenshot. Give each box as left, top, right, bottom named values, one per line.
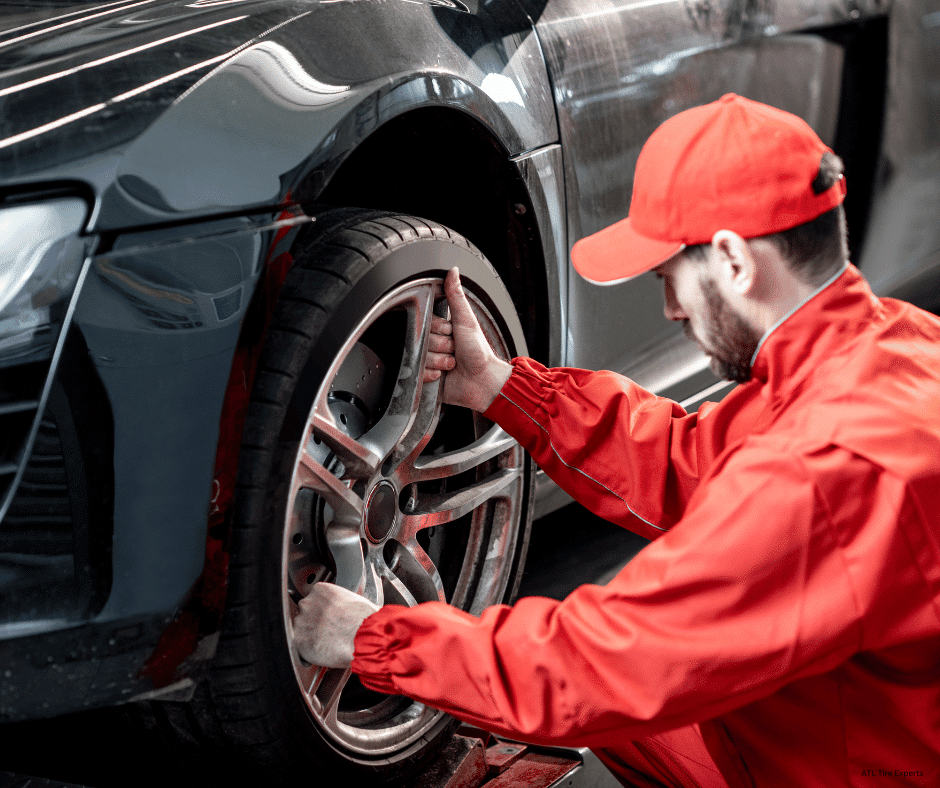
left=398, top=468, right=521, bottom=541
left=381, top=295, right=451, bottom=474
left=297, top=447, right=364, bottom=528
left=376, top=561, right=420, bottom=607
left=311, top=666, right=351, bottom=722
left=391, top=539, right=447, bottom=604
left=361, top=551, right=385, bottom=607
left=358, top=285, right=440, bottom=469
left=309, top=408, right=380, bottom=480
left=402, top=424, right=519, bottom=484
left=325, top=523, right=365, bottom=593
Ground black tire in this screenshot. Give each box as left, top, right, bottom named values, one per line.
left=159, top=210, right=533, bottom=785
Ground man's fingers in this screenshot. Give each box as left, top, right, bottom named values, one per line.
left=427, top=332, right=454, bottom=354
left=425, top=312, right=455, bottom=382
left=429, top=316, right=452, bottom=336
left=425, top=351, right=455, bottom=372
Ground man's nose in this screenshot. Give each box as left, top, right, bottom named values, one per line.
left=662, top=280, right=687, bottom=321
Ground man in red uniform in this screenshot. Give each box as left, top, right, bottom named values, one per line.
left=292, top=95, right=940, bottom=786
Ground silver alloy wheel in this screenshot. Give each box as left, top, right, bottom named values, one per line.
left=281, top=276, right=524, bottom=756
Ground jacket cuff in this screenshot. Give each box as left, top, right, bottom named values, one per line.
left=483, top=357, right=551, bottom=426
left=351, top=605, right=414, bottom=695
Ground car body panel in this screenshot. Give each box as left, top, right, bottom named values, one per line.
left=0, top=1, right=560, bottom=720
left=520, top=0, right=880, bottom=394
left=524, top=0, right=940, bottom=401
left=0, top=0, right=557, bottom=227
left=78, top=227, right=258, bottom=621
left=511, top=143, right=567, bottom=366
left=0, top=207, right=308, bottom=719
left=858, top=2, right=940, bottom=308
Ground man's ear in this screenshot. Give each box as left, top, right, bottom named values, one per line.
left=711, top=229, right=755, bottom=296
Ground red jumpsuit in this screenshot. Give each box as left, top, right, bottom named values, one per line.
left=352, top=265, right=940, bottom=787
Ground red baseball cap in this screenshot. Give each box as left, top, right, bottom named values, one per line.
left=571, top=93, right=847, bottom=284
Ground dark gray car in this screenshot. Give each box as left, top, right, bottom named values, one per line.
left=0, top=0, right=937, bottom=782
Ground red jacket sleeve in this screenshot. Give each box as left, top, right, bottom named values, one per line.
left=352, top=441, right=917, bottom=748
left=482, top=357, right=704, bottom=538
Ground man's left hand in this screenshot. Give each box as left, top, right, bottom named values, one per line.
left=292, top=583, right=380, bottom=669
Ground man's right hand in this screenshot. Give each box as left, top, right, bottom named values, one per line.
left=423, top=267, right=513, bottom=412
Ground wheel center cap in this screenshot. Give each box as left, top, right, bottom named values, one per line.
left=366, top=481, right=397, bottom=542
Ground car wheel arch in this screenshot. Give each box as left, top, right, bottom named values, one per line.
left=135, top=103, right=557, bottom=692
left=308, top=104, right=554, bottom=366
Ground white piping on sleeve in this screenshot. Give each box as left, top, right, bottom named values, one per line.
left=498, top=391, right=669, bottom=533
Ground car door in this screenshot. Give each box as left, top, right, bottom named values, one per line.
left=515, top=0, right=863, bottom=406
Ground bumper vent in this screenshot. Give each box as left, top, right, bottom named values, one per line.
left=0, top=357, right=84, bottom=625
left=0, top=362, right=46, bottom=519
left=3, top=414, right=74, bottom=555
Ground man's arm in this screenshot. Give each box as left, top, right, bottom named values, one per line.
left=293, top=441, right=879, bottom=735
left=428, top=267, right=703, bottom=536
left=347, top=442, right=902, bottom=748
left=293, top=267, right=699, bottom=669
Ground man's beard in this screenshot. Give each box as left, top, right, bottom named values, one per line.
left=684, top=276, right=762, bottom=383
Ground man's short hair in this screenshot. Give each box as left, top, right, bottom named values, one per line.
left=684, top=152, right=849, bottom=284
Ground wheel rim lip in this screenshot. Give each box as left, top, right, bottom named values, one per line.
left=280, top=275, right=523, bottom=758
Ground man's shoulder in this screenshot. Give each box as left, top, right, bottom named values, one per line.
left=778, top=363, right=940, bottom=485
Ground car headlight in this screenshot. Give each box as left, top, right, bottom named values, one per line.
left=0, top=198, right=88, bottom=367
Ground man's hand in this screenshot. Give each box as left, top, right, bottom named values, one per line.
left=292, top=583, right=379, bottom=669
left=423, top=267, right=512, bottom=411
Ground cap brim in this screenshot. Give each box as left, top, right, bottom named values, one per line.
left=571, top=216, right=684, bottom=285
